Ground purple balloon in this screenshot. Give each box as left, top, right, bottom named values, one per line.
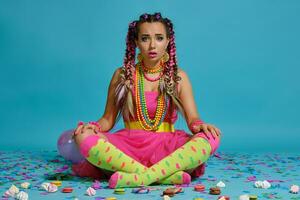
left=57, top=129, right=85, bottom=164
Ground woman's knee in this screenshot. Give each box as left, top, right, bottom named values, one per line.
left=74, top=128, right=95, bottom=146
left=191, top=132, right=221, bottom=156
left=74, top=130, right=106, bottom=158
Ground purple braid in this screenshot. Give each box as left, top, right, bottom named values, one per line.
left=162, top=17, right=184, bottom=117
left=114, top=20, right=137, bottom=121
left=164, top=18, right=181, bottom=96
left=123, top=20, right=137, bottom=84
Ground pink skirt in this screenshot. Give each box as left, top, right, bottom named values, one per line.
left=101, top=128, right=206, bottom=178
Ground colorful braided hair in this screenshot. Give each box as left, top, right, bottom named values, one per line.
left=115, top=12, right=186, bottom=122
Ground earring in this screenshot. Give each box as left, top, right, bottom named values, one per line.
left=137, top=53, right=143, bottom=63
left=162, top=52, right=169, bottom=63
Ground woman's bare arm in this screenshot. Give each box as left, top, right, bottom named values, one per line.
left=177, top=69, right=201, bottom=127
left=96, top=67, right=122, bottom=132
left=178, top=68, right=221, bottom=137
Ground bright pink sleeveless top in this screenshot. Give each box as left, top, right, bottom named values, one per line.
left=124, top=89, right=178, bottom=124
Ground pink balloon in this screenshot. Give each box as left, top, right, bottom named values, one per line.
left=57, top=129, right=85, bottom=164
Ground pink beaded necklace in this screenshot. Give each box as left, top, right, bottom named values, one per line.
left=141, top=61, right=164, bottom=82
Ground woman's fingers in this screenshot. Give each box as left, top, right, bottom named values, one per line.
left=208, top=126, right=217, bottom=140
left=96, top=126, right=102, bottom=133
left=99, top=134, right=108, bottom=141
left=81, top=124, right=94, bottom=133
left=201, top=125, right=211, bottom=140
left=93, top=126, right=102, bottom=134
left=216, top=128, right=221, bottom=136
left=74, top=125, right=84, bottom=135
left=74, top=123, right=102, bottom=136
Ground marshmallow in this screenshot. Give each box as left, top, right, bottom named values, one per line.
left=15, top=191, right=29, bottom=200
left=216, top=181, right=226, bottom=188
left=86, top=187, right=96, bottom=196
left=4, top=184, right=20, bottom=197
left=41, top=182, right=58, bottom=193
left=20, top=182, right=30, bottom=189
left=239, top=194, right=249, bottom=200
left=290, top=185, right=299, bottom=194
left=163, top=195, right=171, bottom=200
left=254, top=180, right=271, bottom=189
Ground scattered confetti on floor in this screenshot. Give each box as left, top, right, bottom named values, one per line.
left=1, top=150, right=299, bottom=199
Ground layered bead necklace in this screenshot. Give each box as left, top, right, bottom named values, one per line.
left=135, top=62, right=169, bottom=131
left=141, top=60, right=164, bottom=82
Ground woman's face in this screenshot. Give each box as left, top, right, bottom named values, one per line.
left=135, top=22, right=169, bottom=66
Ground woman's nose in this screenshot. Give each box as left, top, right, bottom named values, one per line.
left=149, top=39, right=156, bottom=49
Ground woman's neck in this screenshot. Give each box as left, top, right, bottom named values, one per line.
left=143, top=59, right=160, bottom=69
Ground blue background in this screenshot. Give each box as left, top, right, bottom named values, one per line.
left=0, top=0, right=299, bottom=152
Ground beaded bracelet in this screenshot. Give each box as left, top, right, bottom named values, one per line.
left=189, top=119, right=205, bottom=134
left=77, top=121, right=84, bottom=126
left=88, top=121, right=101, bottom=129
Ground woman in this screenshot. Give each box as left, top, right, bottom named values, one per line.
left=72, top=12, right=221, bottom=188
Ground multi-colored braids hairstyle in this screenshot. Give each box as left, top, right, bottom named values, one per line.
left=115, top=12, right=186, bottom=123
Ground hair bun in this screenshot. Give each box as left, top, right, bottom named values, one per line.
left=154, top=12, right=162, bottom=19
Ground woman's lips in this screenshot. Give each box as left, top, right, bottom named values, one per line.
left=148, top=52, right=157, bottom=58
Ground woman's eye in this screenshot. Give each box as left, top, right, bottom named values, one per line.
left=141, top=37, right=148, bottom=42
left=157, top=36, right=164, bottom=41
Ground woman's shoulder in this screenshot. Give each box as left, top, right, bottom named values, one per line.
left=176, top=67, right=188, bottom=80
left=176, top=67, right=192, bottom=95
left=108, top=67, right=124, bottom=85
left=112, top=67, right=123, bottom=78
left=115, top=67, right=123, bottom=75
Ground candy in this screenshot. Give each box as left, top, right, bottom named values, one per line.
left=3, top=190, right=15, bottom=198
left=217, top=181, right=226, bottom=188
left=20, top=182, right=30, bottom=189
left=86, top=187, right=96, bottom=196
left=249, top=195, right=257, bottom=200
left=209, top=187, right=221, bottom=195
left=9, top=184, right=20, bottom=195
left=162, top=195, right=171, bottom=200
left=194, top=184, right=205, bottom=192
left=218, top=196, right=230, bottom=200
left=162, top=188, right=175, bottom=197
left=132, top=187, right=150, bottom=194
left=239, top=194, right=249, bottom=200
left=41, top=182, right=58, bottom=193
left=62, top=187, right=73, bottom=193
left=3, top=184, right=20, bottom=197
left=114, top=188, right=125, bottom=195
left=92, top=180, right=102, bottom=190
left=95, top=197, right=106, bottom=200
left=162, top=187, right=183, bottom=197
left=290, top=184, right=299, bottom=194
left=51, top=180, right=62, bottom=187
left=105, top=197, right=117, bottom=200
left=15, top=191, right=28, bottom=200
left=254, top=180, right=271, bottom=189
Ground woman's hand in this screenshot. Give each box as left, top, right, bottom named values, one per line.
left=73, top=122, right=107, bottom=140
left=193, top=123, right=221, bottom=140
left=74, top=123, right=98, bottom=135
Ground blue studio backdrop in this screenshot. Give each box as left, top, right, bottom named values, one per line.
left=0, top=1, right=299, bottom=153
